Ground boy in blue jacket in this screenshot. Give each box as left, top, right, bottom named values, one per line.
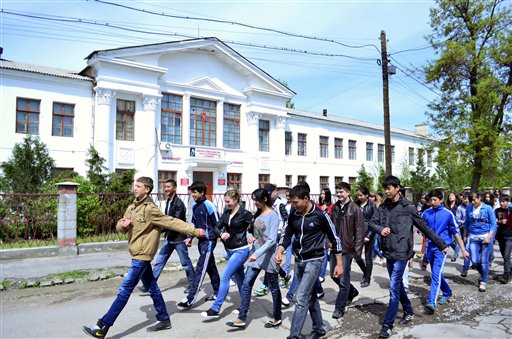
left=421, top=189, right=469, bottom=314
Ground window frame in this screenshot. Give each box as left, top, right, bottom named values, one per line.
left=157, top=170, right=177, bottom=194
left=334, top=138, right=343, bottom=159
left=190, top=97, right=217, bottom=147
left=319, top=136, right=329, bottom=158
left=319, top=176, right=329, bottom=192
left=366, top=142, right=373, bottom=161
left=116, top=99, right=135, bottom=141
left=285, top=131, right=292, bottom=156
left=161, top=93, right=183, bottom=144
left=52, top=102, right=75, bottom=137
left=349, top=140, right=357, bottom=160
left=298, top=133, right=307, bottom=156
left=16, top=97, right=40, bottom=135
left=227, top=173, right=242, bottom=191
left=258, top=119, right=270, bottom=152
left=258, top=173, right=270, bottom=188
left=223, top=103, right=240, bottom=149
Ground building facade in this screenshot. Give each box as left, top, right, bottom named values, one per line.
left=0, top=37, right=433, bottom=194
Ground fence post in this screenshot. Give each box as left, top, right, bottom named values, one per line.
left=56, top=181, right=80, bottom=255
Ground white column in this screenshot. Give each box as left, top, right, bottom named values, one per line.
left=139, top=94, right=161, bottom=180
left=94, top=88, right=116, bottom=171
left=245, top=111, right=261, bottom=189
left=273, top=116, right=287, bottom=186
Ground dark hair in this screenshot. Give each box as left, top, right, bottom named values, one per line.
left=136, top=176, right=154, bottom=193
left=252, top=188, right=272, bottom=207
left=165, top=179, right=177, bottom=187
left=468, top=192, right=484, bottom=203
left=429, top=189, right=444, bottom=200
left=264, top=183, right=277, bottom=195
left=189, top=181, right=207, bottom=194
left=319, top=187, right=332, bottom=205
left=500, top=194, right=510, bottom=202
left=335, top=182, right=351, bottom=192
left=297, top=181, right=310, bottom=193
left=290, top=184, right=310, bottom=200
left=382, top=175, right=400, bottom=189
left=358, top=186, right=370, bottom=196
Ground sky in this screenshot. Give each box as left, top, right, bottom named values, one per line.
left=0, top=0, right=440, bottom=131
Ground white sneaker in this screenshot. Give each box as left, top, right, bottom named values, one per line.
left=232, top=308, right=240, bottom=315
left=229, top=280, right=236, bottom=287
left=281, top=297, right=291, bottom=307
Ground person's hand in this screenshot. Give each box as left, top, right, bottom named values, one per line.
left=221, top=232, right=230, bottom=241
left=462, top=249, right=470, bottom=259
left=122, top=219, right=132, bottom=228
left=248, top=255, right=257, bottom=262
left=197, top=229, right=206, bottom=238
left=483, top=234, right=492, bottom=244
left=364, top=237, right=370, bottom=243
left=381, top=227, right=391, bottom=237
left=275, top=252, right=283, bottom=265
left=247, top=236, right=256, bottom=244
left=184, top=238, right=192, bottom=247
left=333, top=264, right=343, bottom=278
left=441, top=247, right=448, bottom=254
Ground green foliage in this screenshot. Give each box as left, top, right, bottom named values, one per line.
left=376, top=165, right=386, bottom=193
left=355, top=165, right=374, bottom=193
left=425, top=0, right=512, bottom=191
left=408, top=149, right=440, bottom=203
left=86, top=145, right=109, bottom=188
left=0, top=135, right=55, bottom=193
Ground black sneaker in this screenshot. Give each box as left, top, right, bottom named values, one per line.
left=332, top=308, right=344, bottom=319
left=137, top=286, right=148, bottom=293
left=146, top=319, right=172, bottom=331
left=461, top=268, right=468, bottom=277
left=360, top=280, right=370, bottom=288
left=378, top=325, right=392, bottom=338
left=305, top=329, right=327, bottom=339
left=177, top=299, right=192, bottom=308
left=204, top=294, right=217, bottom=301
left=201, top=308, right=220, bottom=319
left=347, top=288, right=359, bottom=305
left=82, top=319, right=109, bottom=338
left=399, top=313, right=414, bottom=324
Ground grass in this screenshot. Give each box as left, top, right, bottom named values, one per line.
left=50, top=270, right=89, bottom=280
left=0, top=233, right=129, bottom=249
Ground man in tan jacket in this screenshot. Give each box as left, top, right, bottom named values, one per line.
left=83, top=176, right=205, bottom=338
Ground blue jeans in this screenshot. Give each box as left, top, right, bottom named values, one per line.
left=288, top=258, right=324, bottom=339
left=238, top=267, right=281, bottom=321
left=286, top=272, right=323, bottom=301
left=426, top=246, right=450, bottom=306
left=469, top=236, right=494, bottom=284
left=102, top=259, right=169, bottom=326
left=383, top=259, right=413, bottom=328
left=319, top=248, right=329, bottom=279
left=144, top=240, right=195, bottom=289
left=211, top=247, right=249, bottom=312
left=283, top=235, right=295, bottom=274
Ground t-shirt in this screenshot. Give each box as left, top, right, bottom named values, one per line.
left=248, top=210, right=279, bottom=273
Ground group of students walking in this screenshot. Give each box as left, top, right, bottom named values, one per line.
left=82, top=175, right=511, bottom=339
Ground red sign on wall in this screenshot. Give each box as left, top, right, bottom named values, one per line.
left=180, top=178, right=190, bottom=186
left=218, top=178, right=226, bottom=185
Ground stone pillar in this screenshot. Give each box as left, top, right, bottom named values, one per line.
left=56, top=182, right=80, bottom=255
left=503, top=187, right=511, bottom=196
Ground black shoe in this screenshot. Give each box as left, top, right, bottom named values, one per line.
left=461, top=268, right=468, bottom=277
left=360, top=280, right=370, bottom=288
left=332, top=309, right=344, bottom=319
left=306, top=329, right=327, bottom=339
left=147, top=319, right=172, bottom=331
left=201, top=308, right=220, bottom=319
left=378, top=325, right=392, bottom=338
left=500, top=275, right=510, bottom=284
left=137, top=286, right=147, bottom=293
left=316, top=291, right=325, bottom=299
left=82, top=319, right=110, bottom=338
left=451, top=257, right=457, bottom=262
left=204, top=294, right=217, bottom=301
left=399, top=313, right=414, bottom=324
left=177, top=299, right=192, bottom=308
left=184, top=288, right=190, bottom=294
left=347, top=288, right=359, bottom=305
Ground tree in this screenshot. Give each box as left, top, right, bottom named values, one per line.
left=85, top=145, right=109, bottom=189
left=277, top=79, right=296, bottom=109
left=424, top=0, right=512, bottom=191
left=355, top=165, right=374, bottom=193
left=0, top=135, right=55, bottom=193
left=409, top=149, right=440, bottom=203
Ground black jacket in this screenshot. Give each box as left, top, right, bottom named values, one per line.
left=358, top=200, right=377, bottom=238
left=369, top=196, right=447, bottom=260
left=164, top=195, right=187, bottom=243
left=279, top=203, right=342, bottom=261
left=214, top=206, right=253, bottom=250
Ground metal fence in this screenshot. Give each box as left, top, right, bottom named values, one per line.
left=0, top=192, right=321, bottom=249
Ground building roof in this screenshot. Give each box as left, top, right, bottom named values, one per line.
left=288, top=109, right=432, bottom=140
left=0, top=59, right=92, bottom=81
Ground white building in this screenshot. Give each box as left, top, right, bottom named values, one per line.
left=0, top=37, right=433, bottom=194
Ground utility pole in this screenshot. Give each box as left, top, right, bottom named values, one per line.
left=381, top=30, right=392, bottom=176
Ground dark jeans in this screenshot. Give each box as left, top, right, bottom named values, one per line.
left=498, top=236, right=512, bottom=277
left=383, top=259, right=413, bottom=328
left=238, top=267, right=281, bottom=321
left=357, top=234, right=376, bottom=282
left=101, top=259, right=169, bottom=326
left=330, top=253, right=358, bottom=311
left=186, top=239, right=220, bottom=304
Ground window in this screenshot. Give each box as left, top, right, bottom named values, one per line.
left=298, top=175, right=307, bottom=183
left=16, top=97, right=40, bottom=134
left=334, top=138, right=343, bottom=159
left=285, top=175, right=292, bottom=188
left=349, top=177, right=357, bottom=185
left=391, top=145, right=395, bottom=163
left=158, top=170, right=177, bottom=194
left=366, top=142, right=373, bottom=161
left=190, top=97, right=216, bottom=146
left=349, top=140, right=357, bottom=160
left=116, top=99, right=135, bottom=141
left=285, top=132, right=292, bottom=155
left=227, top=173, right=242, bottom=191
left=427, top=151, right=433, bottom=168
left=258, top=174, right=270, bottom=188
left=298, top=133, right=307, bottom=156
left=408, top=147, right=415, bottom=165
left=418, top=148, right=425, bottom=165
left=223, top=103, right=240, bottom=149
left=259, top=120, right=270, bottom=152
left=52, top=102, right=74, bottom=137
left=335, top=176, right=344, bottom=185
left=161, top=94, right=182, bottom=144
left=320, top=176, right=329, bottom=191
left=378, top=144, right=384, bottom=162
left=319, top=136, right=329, bottom=158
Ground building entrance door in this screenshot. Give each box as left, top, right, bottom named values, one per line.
left=193, top=171, right=213, bottom=200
